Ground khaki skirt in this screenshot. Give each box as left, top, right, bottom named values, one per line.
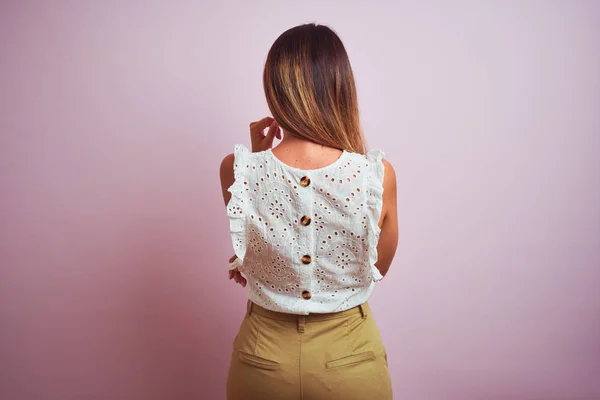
left=226, top=300, right=392, bottom=400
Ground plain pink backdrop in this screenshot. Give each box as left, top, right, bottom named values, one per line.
left=1, top=1, right=599, bottom=399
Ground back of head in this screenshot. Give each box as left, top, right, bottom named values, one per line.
left=263, top=24, right=366, bottom=154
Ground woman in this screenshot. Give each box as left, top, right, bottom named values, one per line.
left=219, top=23, right=398, bottom=400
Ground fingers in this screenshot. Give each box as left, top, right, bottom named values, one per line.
left=233, top=270, right=247, bottom=287
left=266, top=120, right=278, bottom=139
left=272, top=121, right=281, bottom=140
left=264, top=121, right=279, bottom=148
left=250, top=117, right=275, bottom=137
left=250, top=117, right=282, bottom=152
left=228, top=267, right=247, bottom=287
left=229, top=254, right=238, bottom=263
left=237, top=272, right=247, bottom=287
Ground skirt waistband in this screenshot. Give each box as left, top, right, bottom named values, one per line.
left=246, top=300, right=369, bottom=322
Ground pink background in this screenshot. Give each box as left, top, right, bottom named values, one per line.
left=1, top=1, right=599, bottom=399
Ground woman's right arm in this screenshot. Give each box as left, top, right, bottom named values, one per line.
left=375, top=159, right=398, bottom=278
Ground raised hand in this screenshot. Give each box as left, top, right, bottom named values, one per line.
left=249, top=117, right=281, bottom=152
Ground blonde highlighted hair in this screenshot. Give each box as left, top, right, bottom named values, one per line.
left=263, top=24, right=366, bottom=154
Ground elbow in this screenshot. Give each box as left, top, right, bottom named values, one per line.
left=375, top=261, right=391, bottom=279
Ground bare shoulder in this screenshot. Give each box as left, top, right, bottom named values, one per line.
left=219, top=153, right=235, bottom=205
left=377, top=158, right=397, bottom=226
left=220, top=153, right=235, bottom=178
left=382, top=158, right=397, bottom=190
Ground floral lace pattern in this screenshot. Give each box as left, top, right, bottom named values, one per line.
left=226, top=144, right=385, bottom=315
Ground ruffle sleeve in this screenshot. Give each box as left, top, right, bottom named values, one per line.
left=226, top=144, right=250, bottom=270
left=365, top=149, right=385, bottom=282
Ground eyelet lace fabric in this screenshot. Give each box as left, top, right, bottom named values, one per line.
left=226, top=144, right=385, bottom=315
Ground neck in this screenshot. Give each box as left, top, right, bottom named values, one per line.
left=277, top=130, right=339, bottom=153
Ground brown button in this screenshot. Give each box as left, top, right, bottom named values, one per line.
left=300, top=176, right=311, bottom=187
left=301, top=255, right=312, bottom=264
left=302, top=290, right=312, bottom=300
left=300, top=215, right=311, bottom=226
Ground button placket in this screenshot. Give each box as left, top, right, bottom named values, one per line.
left=298, top=174, right=314, bottom=303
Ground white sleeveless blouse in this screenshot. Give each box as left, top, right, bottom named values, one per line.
left=226, top=144, right=385, bottom=315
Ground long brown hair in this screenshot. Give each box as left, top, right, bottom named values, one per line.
left=263, top=23, right=366, bottom=154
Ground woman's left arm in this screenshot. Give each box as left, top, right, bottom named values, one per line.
left=219, top=116, right=280, bottom=286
